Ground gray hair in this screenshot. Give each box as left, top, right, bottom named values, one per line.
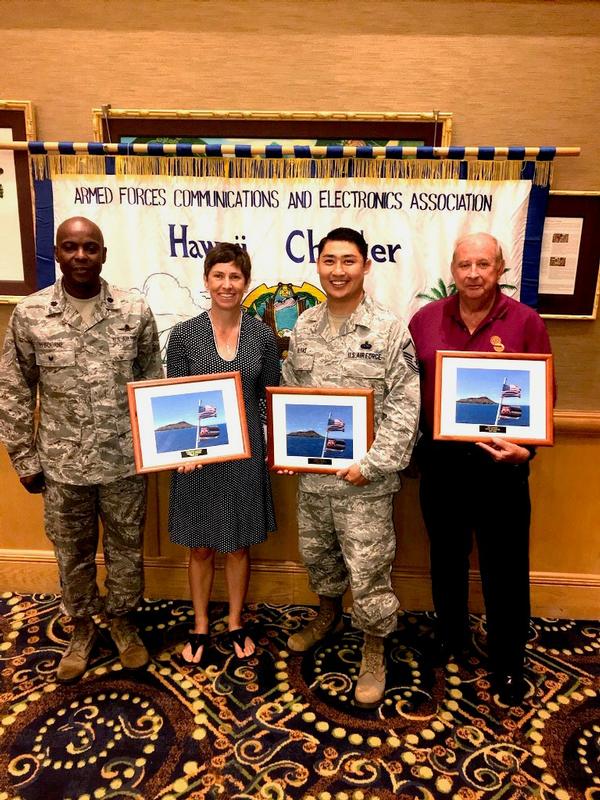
left=451, top=232, right=505, bottom=266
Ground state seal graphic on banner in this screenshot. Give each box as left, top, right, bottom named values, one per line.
left=243, top=282, right=325, bottom=359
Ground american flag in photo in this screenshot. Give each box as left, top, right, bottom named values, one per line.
left=502, top=383, right=521, bottom=398
left=327, top=417, right=345, bottom=431
left=198, top=403, right=217, bottom=419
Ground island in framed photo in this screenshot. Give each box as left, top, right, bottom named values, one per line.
left=285, top=404, right=354, bottom=461
left=454, top=367, right=531, bottom=428
left=267, top=386, right=374, bottom=474
left=434, top=351, right=554, bottom=446
left=128, top=372, right=250, bottom=473
left=151, top=390, right=229, bottom=453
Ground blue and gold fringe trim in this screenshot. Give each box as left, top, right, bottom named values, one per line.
left=25, top=143, right=562, bottom=185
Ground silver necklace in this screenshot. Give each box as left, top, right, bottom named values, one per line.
left=209, top=310, right=242, bottom=360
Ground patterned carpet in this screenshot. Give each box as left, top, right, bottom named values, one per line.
left=0, top=593, right=598, bottom=800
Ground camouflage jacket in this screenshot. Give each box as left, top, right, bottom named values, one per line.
left=281, top=294, right=420, bottom=496
left=0, top=278, right=163, bottom=484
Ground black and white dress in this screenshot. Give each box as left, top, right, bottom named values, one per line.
left=166, top=310, right=279, bottom=552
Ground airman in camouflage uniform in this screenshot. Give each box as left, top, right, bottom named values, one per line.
left=0, top=217, right=163, bottom=683
left=281, top=227, right=420, bottom=707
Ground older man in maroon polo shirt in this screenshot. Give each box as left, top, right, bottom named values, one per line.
left=409, top=231, right=552, bottom=706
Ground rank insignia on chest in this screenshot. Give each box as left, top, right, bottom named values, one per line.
left=360, top=341, right=372, bottom=350
left=490, top=335, right=505, bottom=352
left=118, top=324, right=132, bottom=331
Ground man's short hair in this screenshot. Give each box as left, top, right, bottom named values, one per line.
left=56, top=216, right=105, bottom=248
left=451, top=232, right=505, bottom=266
left=317, top=227, right=369, bottom=260
left=204, top=242, right=252, bottom=282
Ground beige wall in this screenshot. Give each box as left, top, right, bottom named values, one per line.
left=1, top=0, right=599, bottom=615
left=2, top=0, right=599, bottom=408
left=1, top=1, right=598, bottom=186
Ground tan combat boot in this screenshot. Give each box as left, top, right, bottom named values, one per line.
left=354, top=633, right=386, bottom=708
left=56, top=618, right=97, bottom=684
left=287, top=595, right=343, bottom=653
left=110, top=616, right=149, bottom=670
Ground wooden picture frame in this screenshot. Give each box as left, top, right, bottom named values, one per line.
left=267, top=386, right=375, bottom=474
left=92, top=108, right=453, bottom=148
left=127, top=372, right=250, bottom=473
left=434, top=351, right=554, bottom=446
left=0, top=101, right=37, bottom=300
left=538, top=191, right=600, bottom=319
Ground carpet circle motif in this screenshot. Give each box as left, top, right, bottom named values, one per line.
left=0, top=594, right=598, bottom=799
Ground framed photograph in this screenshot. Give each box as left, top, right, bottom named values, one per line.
left=92, top=107, right=452, bottom=148
left=434, top=351, right=554, bottom=446
left=0, top=100, right=37, bottom=299
left=267, top=387, right=374, bottom=474
left=537, top=191, right=600, bottom=320
left=127, top=372, right=250, bottom=473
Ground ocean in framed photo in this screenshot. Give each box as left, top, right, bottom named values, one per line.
left=286, top=434, right=353, bottom=459
left=455, top=402, right=530, bottom=427
left=155, top=423, right=229, bottom=453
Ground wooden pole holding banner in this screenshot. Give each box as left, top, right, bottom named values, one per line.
left=0, top=141, right=582, bottom=159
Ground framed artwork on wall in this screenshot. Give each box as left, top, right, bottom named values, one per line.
left=0, top=100, right=37, bottom=299
left=92, top=108, right=453, bottom=148
left=537, top=191, right=600, bottom=320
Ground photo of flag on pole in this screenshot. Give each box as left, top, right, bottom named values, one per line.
left=494, top=376, right=524, bottom=425
left=151, top=389, right=228, bottom=453
left=440, top=354, right=553, bottom=446
left=322, top=414, right=346, bottom=456
left=284, top=404, right=354, bottom=460
left=454, top=367, right=530, bottom=429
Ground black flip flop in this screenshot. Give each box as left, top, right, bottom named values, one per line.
left=225, top=626, right=256, bottom=660
left=177, top=632, right=209, bottom=666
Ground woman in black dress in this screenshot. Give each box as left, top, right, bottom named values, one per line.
left=167, top=243, right=279, bottom=664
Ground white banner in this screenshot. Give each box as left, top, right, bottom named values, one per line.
left=51, top=174, right=531, bottom=355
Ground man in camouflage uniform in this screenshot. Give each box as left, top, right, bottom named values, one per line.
left=0, top=216, right=163, bottom=683
left=281, top=227, right=420, bottom=707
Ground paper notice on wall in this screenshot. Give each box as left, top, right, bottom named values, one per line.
left=0, top=128, right=25, bottom=282
left=538, top=216, right=583, bottom=295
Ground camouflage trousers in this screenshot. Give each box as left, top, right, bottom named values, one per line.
left=43, top=475, right=147, bottom=619
left=297, top=489, right=399, bottom=636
